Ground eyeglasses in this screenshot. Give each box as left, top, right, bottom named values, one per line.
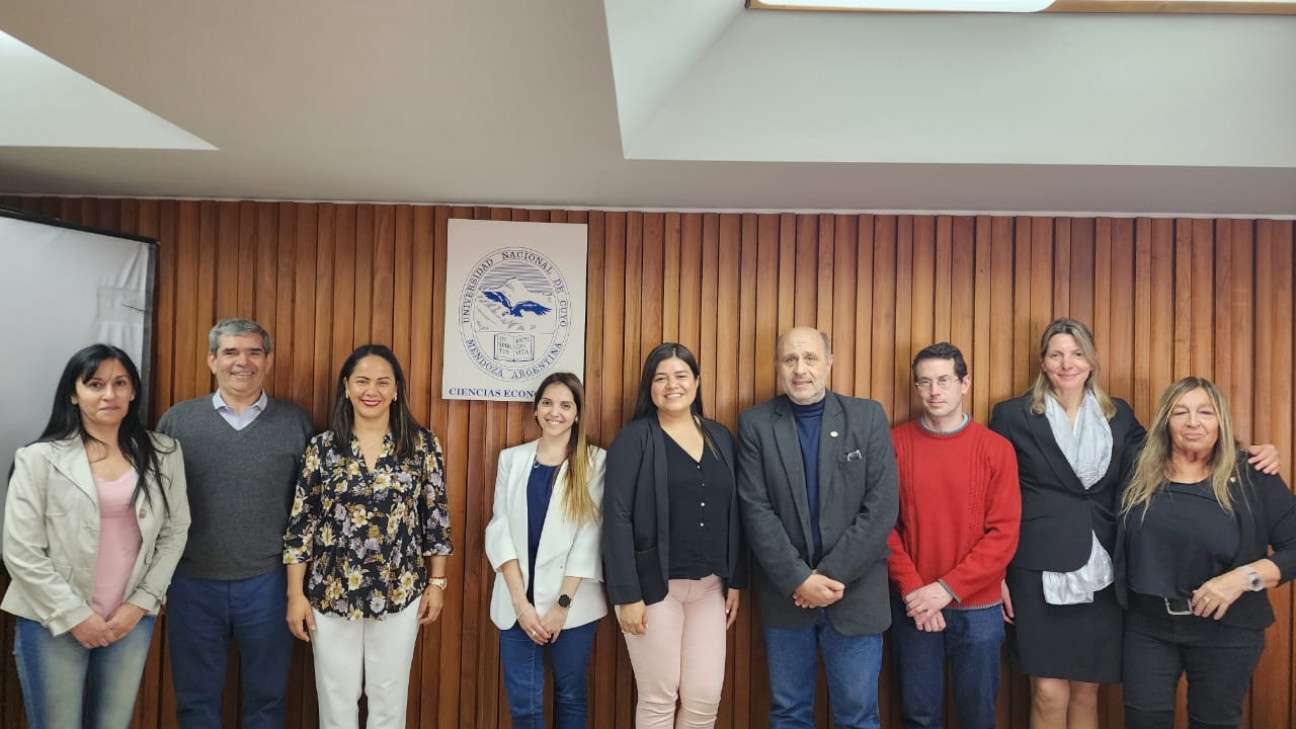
left=914, top=376, right=961, bottom=391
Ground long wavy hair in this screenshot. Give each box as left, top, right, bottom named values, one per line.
left=330, top=344, right=423, bottom=462
left=1028, top=318, right=1116, bottom=419
left=1121, top=376, right=1240, bottom=517
left=533, top=372, right=598, bottom=526
left=33, top=344, right=171, bottom=513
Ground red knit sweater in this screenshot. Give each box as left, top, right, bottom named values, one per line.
left=887, top=419, right=1021, bottom=608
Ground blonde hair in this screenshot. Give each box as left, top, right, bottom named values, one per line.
left=1120, top=377, right=1240, bottom=516
left=1029, top=318, right=1116, bottom=419
left=534, top=373, right=599, bottom=526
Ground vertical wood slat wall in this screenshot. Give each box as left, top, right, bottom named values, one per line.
left=1, top=197, right=1293, bottom=729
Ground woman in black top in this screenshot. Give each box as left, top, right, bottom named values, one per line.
left=602, top=342, right=747, bottom=729
left=1116, top=377, right=1296, bottom=729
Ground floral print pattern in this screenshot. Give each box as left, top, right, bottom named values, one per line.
left=283, top=429, right=453, bottom=619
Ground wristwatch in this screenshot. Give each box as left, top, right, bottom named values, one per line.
left=1242, top=566, right=1264, bottom=592
left=557, top=593, right=572, bottom=608
left=428, top=577, right=448, bottom=591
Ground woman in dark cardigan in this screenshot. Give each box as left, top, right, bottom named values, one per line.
left=602, top=342, right=747, bottom=729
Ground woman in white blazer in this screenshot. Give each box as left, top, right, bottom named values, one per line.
left=484, top=372, right=607, bottom=729
left=3, top=344, right=190, bottom=729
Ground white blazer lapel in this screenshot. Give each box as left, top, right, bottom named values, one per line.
left=49, top=437, right=99, bottom=506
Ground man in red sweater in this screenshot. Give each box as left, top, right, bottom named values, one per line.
left=887, top=342, right=1021, bottom=729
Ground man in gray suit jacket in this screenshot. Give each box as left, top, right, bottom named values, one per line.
left=737, top=327, right=899, bottom=729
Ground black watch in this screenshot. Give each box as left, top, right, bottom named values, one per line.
left=557, top=593, right=572, bottom=608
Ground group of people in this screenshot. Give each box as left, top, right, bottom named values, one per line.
left=3, top=315, right=1294, bottom=729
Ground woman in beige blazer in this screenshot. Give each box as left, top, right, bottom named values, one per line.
left=3, top=344, right=190, bottom=729
left=484, top=372, right=606, bottom=729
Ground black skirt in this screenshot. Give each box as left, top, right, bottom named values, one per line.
left=1005, top=565, right=1124, bottom=684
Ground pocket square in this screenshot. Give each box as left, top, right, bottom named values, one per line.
left=846, top=449, right=862, bottom=461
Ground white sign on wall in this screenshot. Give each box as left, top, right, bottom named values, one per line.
left=442, top=219, right=588, bottom=401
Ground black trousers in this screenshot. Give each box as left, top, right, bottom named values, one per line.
left=1123, top=596, right=1266, bottom=729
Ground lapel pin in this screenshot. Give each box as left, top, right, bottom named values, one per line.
left=830, top=431, right=838, bottom=438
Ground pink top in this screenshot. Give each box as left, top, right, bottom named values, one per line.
left=91, top=468, right=142, bottom=617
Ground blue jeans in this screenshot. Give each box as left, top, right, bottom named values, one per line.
left=888, top=597, right=1004, bottom=729
left=14, top=614, right=156, bottom=729
left=498, top=620, right=599, bottom=729
left=166, top=571, right=294, bottom=729
left=763, top=609, right=884, bottom=729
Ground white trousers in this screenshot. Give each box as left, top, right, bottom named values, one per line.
left=310, top=600, right=422, bottom=729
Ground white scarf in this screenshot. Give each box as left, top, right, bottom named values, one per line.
left=1041, top=390, right=1115, bottom=604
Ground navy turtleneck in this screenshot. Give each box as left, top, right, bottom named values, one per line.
left=790, top=397, right=825, bottom=564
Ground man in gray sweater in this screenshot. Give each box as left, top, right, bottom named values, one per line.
left=157, top=318, right=313, bottom=729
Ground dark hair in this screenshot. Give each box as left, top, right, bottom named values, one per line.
left=911, top=342, right=968, bottom=380
left=631, top=342, right=704, bottom=421
left=330, top=344, right=423, bottom=462
left=33, top=344, right=170, bottom=513
left=532, top=372, right=597, bottom=525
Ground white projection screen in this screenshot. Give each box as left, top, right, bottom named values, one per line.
left=0, top=208, right=156, bottom=554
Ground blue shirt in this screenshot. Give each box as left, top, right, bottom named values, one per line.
left=526, top=461, right=558, bottom=603
left=791, top=398, right=825, bottom=564
left=211, top=390, right=268, bottom=431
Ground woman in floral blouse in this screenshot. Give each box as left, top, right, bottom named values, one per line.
left=283, top=343, right=453, bottom=729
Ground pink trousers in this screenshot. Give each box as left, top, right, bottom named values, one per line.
left=622, top=575, right=728, bottom=729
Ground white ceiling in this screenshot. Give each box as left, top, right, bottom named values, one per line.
left=0, top=0, right=1293, bottom=216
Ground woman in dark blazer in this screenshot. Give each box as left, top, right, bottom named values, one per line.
left=602, top=342, right=746, bottom=729
left=990, top=319, right=1277, bottom=729
left=1115, top=377, right=1296, bottom=729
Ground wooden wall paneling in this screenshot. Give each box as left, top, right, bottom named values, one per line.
left=1227, top=220, right=1255, bottom=445
left=678, top=214, right=704, bottom=352
left=194, top=202, right=218, bottom=397
left=311, top=205, right=338, bottom=429
left=932, top=215, right=954, bottom=347
left=1068, top=218, right=1095, bottom=327
left=910, top=215, right=936, bottom=385
left=1189, top=219, right=1215, bottom=378
left=737, top=214, right=759, bottom=413
left=891, top=216, right=914, bottom=425
left=213, top=202, right=240, bottom=333
left=623, top=212, right=645, bottom=413
left=699, top=214, right=720, bottom=417
left=1051, top=218, right=1071, bottom=317
left=791, top=215, right=815, bottom=328
left=814, top=214, right=834, bottom=336
left=641, top=212, right=665, bottom=357
left=662, top=212, right=682, bottom=345
left=987, top=217, right=1014, bottom=410
left=754, top=214, right=780, bottom=402
left=1250, top=219, right=1294, bottom=729
left=1106, top=218, right=1136, bottom=404
left=290, top=205, right=319, bottom=409
left=776, top=214, right=796, bottom=339
left=1148, top=218, right=1174, bottom=406
left=1028, top=218, right=1052, bottom=348
left=140, top=199, right=172, bottom=424
left=171, top=202, right=201, bottom=402
left=851, top=215, right=875, bottom=400
left=253, top=203, right=280, bottom=380
left=716, top=213, right=742, bottom=426
left=351, top=205, right=376, bottom=347
left=869, top=216, right=897, bottom=409
left=1170, top=219, right=1194, bottom=381
left=371, top=205, right=396, bottom=347
left=329, top=205, right=357, bottom=399
left=1131, top=218, right=1155, bottom=417
left=947, top=217, right=973, bottom=378
left=830, top=215, right=858, bottom=398
left=969, top=216, right=993, bottom=424
left=392, top=205, right=415, bottom=372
